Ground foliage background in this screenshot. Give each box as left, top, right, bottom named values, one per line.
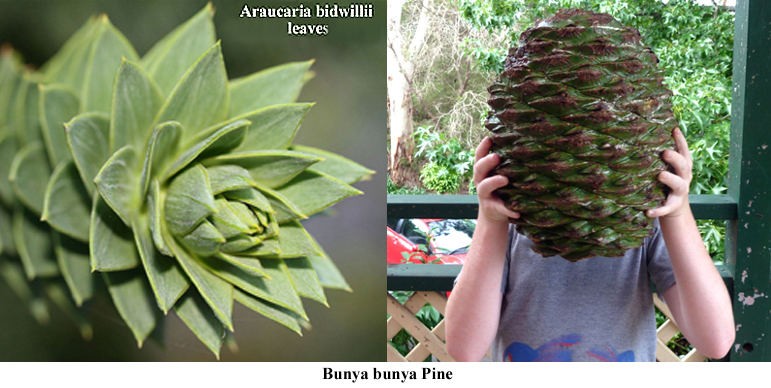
left=391, top=0, right=733, bottom=264
left=0, top=0, right=385, bottom=361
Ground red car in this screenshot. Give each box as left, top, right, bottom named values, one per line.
left=386, top=219, right=475, bottom=265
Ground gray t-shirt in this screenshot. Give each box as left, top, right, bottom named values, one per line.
left=492, top=220, right=675, bottom=362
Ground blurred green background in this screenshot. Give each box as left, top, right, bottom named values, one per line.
left=0, top=0, right=385, bottom=361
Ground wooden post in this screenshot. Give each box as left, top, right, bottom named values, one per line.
left=727, top=0, right=771, bottom=362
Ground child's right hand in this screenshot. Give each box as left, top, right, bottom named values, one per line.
left=473, top=137, right=520, bottom=223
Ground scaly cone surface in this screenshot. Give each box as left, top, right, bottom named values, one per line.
left=485, top=9, right=676, bottom=261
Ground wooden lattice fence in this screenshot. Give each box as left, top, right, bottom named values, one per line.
left=387, top=291, right=705, bottom=362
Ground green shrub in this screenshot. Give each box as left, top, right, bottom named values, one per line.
left=420, top=162, right=460, bottom=194
left=413, top=126, right=474, bottom=194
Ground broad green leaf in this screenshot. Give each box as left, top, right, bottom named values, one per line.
left=255, top=184, right=306, bottom=224
left=53, top=232, right=94, bottom=307
left=229, top=60, right=313, bottom=117
left=142, top=4, right=216, bottom=96
left=39, top=84, right=80, bottom=166
left=179, top=220, right=225, bottom=258
left=140, top=121, right=181, bottom=198
left=165, top=164, right=216, bottom=236
left=13, top=208, right=58, bottom=279
left=201, top=256, right=306, bottom=319
left=42, top=17, right=101, bottom=87
left=290, top=144, right=375, bottom=185
left=233, top=103, right=313, bottom=152
left=65, top=112, right=111, bottom=195
left=0, top=135, right=18, bottom=206
left=237, top=238, right=280, bottom=257
left=90, top=196, right=140, bottom=271
left=307, top=238, right=351, bottom=291
left=82, top=17, right=140, bottom=113
left=217, top=253, right=268, bottom=278
left=103, top=269, right=159, bottom=347
left=206, top=165, right=255, bottom=194
left=0, top=205, right=14, bottom=255
left=211, top=199, right=252, bottom=238
left=45, top=281, right=93, bottom=340
left=265, top=221, right=320, bottom=259
left=229, top=202, right=262, bottom=233
left=42, top=161, right=91, bottom=242
left=277, top=170, right=362, bottom=217
left=0, top=261, right=50, bottom=324
left=156, top=43, right=229, bottom=144
left=9, top=142, right=51, bottom=214
left=0, top=51, right=22, bottom=128
left=147, top=179, right=172, bottom=256
left=14, top=77, right=43, bottom=145
left=94, top=146, right=139, bottom=225
left=234, top=288, right=302, bottom=336
left=167, top=235, right=234, bottom=330
left=176, top=290, right=225, bottom=358
left=204, top=150, right=321, bottom=189
left=163, top=119, right=249, bottom=180
left=111, top=60, right=164, bottom=153
left=133, top=213, right=189, bottom=313
left=285, top=257, right=327, bottom=306
left=220, top=233, right=267, bottom=254
left=223, top=188, right=274, bottom=214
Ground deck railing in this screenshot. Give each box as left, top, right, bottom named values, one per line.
left=387, top=0, right=771, bottom=362
left=387, top=194, right=737, bottom=362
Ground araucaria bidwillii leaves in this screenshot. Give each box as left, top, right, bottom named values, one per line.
left=0, top=4, right=372, bottom=357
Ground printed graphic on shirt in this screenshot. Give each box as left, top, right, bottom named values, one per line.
left=587, top=345, right=635, bottom=362
left=503, top=335, right=636, bottom=362
left=503, top=334, right=583, bottom=362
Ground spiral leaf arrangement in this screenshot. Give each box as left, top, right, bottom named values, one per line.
left=0, top=5, right=372, bottom=357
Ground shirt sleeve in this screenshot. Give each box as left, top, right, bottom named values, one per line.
left=645, top=219, right=676, bottom=296
left=500, top=225, right=515, bottom=293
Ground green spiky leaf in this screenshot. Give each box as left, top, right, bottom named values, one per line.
left=65, top=113, right=111, bottom=195
left=39, top=84, right=80, bottom=166
left=42, top=160, right=91, bottom=242
left=81, top=17, right=140, bottom=113
left=94, top=146, right=140, bottom=225
left=156, top=43, right=229, bottom=143
left=14, top=209, right=58, bottom=279
left=142, top=4, right=216, bottom=96
left=204, top=150, right=322, bottom=189
left=9, top=143, right=51, bottom=214
left=53, top=232, right=94, bottom=307
left=233, top=104, right=312, bottom=152
left=133, top=213, right=189, bottom=313
left=90, top=196, right=140, bottom=271
left=111, top=60, right=164, bottom=153
left=290, top=144, right=375, bottom=184
left=103, top=269, right=159, bottom=347
left=229, top=60, right=313, bottom=116
left=175, top=289, right=225, bottom=359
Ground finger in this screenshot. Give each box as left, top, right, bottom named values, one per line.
left=647, top=202, right=678, bottom=218
left=673, top=127, right=692, bottom=163
left=658, top=170, right=688, bottom=194
left=476, top=174, right=508, bottom=198
left=662, top=150, right=691, bottom=182
left=475, top=137, right=493, bottom=164
left=473, top=153, right=501, bottom=185
left=491, top=200, right=520, bottom=219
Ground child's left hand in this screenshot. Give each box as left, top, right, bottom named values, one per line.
left=647, top=127, right=693, bottom=219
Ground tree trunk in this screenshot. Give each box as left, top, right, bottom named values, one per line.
left=387, top=0, right=431, bottom=186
